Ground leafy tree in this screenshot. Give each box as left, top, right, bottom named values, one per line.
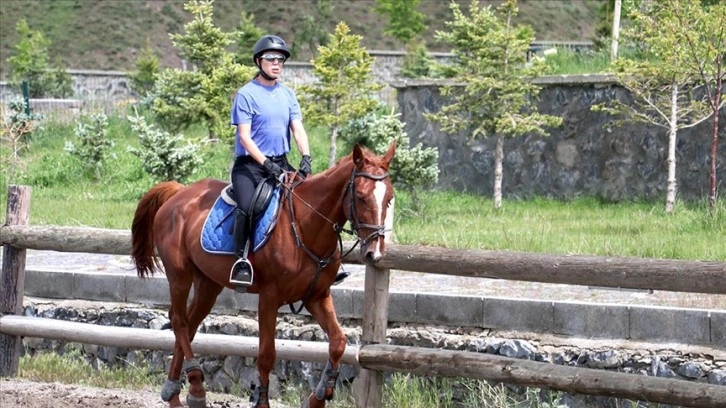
left=296, top=22, right=383, bottom=167
left=127, top=113, right=203, bottom=183
left=340, top=106, right=439, bottom=207
left=374, top=0, right=426, bottom=46
left=152, top=0, right=255, bottom=142
left=291, top=0, right=333, bottom=59
left=427, top=0, right=562, bottom=209
left=65, top=113, right=115, bottom=180
left=666, top=0, right=725, bottom=213
left=593, top=0, right=719, bottom=213
left=128, top=39, right=160, bottom=100
left=8, top=18, right=73, bottom=98
left=233, top=11, right=265, bottom=67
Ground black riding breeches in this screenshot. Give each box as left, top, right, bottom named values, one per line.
left=230, top=155, right=292, bottom=214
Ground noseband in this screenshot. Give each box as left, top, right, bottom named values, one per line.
left=346, top=170, right=391, bottom=246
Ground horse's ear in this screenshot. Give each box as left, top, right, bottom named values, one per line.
left=353, top=144, right=364, bottom=167
left=383, top=141, right=396, bottom=167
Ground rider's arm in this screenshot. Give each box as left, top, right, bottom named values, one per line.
left=290, top=119, right=310, bottom=157
left=237, top=124, right=267, bottom=165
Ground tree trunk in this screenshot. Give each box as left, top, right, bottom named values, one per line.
left=665, top=83, right=678, bottom=213
left=708, top=55, right=722, bottom=213
left=611, top=0, right=622, bottom=61
left=329, top=125, right=338, bottom=168
left=493, top=133, right=504, bottom=209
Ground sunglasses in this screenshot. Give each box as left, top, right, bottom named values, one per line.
left=260, top=54, right=286, bottom=63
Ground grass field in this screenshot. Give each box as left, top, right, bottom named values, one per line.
left=2, top=113, right=724, bottom=262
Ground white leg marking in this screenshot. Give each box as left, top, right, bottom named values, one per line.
left=372, top=181, right=387, bottom=259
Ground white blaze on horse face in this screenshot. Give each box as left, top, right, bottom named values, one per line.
left=372, top=180, right=388, bottom=259
left=384, top=196, right=394, bottom=243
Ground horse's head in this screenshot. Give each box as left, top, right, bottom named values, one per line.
left=345, top=142, right=396, bottom=264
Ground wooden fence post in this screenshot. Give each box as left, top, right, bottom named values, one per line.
left=353, top=200, right=394, bottom=407
left=0, top=185, right=31, bottom=377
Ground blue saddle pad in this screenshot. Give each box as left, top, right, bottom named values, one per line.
left=200, top=185, right=282, bottom=254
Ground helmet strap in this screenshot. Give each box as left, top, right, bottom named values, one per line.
left=258, top=68, right=275, bottom=81
left=255, top=58, right=276, bottom=81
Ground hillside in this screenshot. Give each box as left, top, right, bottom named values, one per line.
left=0, top=0, right=603, bottom=77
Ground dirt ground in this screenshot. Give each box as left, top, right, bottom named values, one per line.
left=0, top=378, right=298, bottom=408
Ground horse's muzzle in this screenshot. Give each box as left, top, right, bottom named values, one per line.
left=361, top=239, right=384, bottom=264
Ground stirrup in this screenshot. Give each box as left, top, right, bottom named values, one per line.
left=333, top=271, right=351, bottom=285
left=230, top=258, right=254, bottom=286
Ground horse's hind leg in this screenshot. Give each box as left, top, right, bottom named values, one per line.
left=303, top=293, right=347, bottom=408
left=183, top=275, right=224, bottom=408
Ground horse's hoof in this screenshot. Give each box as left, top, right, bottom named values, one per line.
left=186, top=394, right=206, bottom=408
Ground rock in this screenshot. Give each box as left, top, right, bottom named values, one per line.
left=498, top=339, right=536, bottom=360
left=676, top=362, right=705, bottom=379
left=587, top=350, right=622, bottom=369
left=708, top=369, right=726, bottom=385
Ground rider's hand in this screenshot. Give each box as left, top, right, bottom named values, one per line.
left=263, top=159, right=283, bottom=179
left=299, top=155, right=312, bottom=178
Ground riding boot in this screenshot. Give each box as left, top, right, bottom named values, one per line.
left=230, top=209, right=254, bottom=286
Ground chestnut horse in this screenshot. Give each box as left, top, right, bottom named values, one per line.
left=131, top=143, right=395, bottom=408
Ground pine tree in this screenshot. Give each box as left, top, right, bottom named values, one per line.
left=296, top=22, right=382, bottom=167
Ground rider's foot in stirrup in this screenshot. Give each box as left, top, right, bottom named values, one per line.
left=230, top=258, right=253, bottom=286
left=333, top=271, right=351, bottom=285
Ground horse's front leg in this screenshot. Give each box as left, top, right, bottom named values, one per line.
left=303, top=292, right=346, bottom=408
left=252, top=295, right=280, bottom=408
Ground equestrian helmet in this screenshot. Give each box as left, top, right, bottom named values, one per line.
left=252, top=35, right=291, bottom=65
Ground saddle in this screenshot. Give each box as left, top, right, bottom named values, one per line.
left=200, top=179, right=281, bottom=254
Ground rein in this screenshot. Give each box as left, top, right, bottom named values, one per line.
left=281, top=169, right=390, bottom=314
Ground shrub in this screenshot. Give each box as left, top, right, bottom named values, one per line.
left=65, top=112, right=115, bottom=180
left=340, top=106, right=439, bottom=206
left=126, top=113, right=203, bottom=183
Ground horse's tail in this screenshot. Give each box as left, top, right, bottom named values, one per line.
left=131, top=181, right=183, bottom=278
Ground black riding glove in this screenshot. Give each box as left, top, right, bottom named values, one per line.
left=299, top=155, right=312, bottom=178
left=263, top=159, right=283, bottom=179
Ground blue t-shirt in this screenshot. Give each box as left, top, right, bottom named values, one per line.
left=230, top=78, right=303, bottom=157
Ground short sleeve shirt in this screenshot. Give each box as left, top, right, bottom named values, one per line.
left=230, top=78, right=303, bottom=157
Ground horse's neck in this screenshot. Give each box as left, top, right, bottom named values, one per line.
left=295, top=159, right=353, bottom=223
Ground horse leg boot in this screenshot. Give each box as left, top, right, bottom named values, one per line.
left=230, top=208, right=254, bottom=288
left=183, top=358, right=206, bottom=408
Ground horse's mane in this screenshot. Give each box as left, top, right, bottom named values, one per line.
left=307, top=152, right=354, bottom=181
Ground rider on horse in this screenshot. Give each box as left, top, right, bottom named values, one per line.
left=229, top=35, right=350, bottom=288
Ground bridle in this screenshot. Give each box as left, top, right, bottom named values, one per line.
left=345, top=169, right=391, bottom=247
left=282, top=167, right=391, bottom=314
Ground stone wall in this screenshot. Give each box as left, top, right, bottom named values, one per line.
left=394, top=76, right=726, bottom=201
left=21, top=302, right=726, bottom=406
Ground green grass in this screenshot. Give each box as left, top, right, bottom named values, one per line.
left=2, top=114, right=724, bottom=261
left=17, top=352, right=666, bottom=408
left=19, top=346, right=162, bottom=389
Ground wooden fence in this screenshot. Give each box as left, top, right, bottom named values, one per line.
left=2, top=185, right=726, bottom=407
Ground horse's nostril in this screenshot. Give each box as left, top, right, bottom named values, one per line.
left=365, top=252, right=376, bottom=263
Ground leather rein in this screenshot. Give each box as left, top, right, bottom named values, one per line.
left=283, top=169, right=391, bottom=314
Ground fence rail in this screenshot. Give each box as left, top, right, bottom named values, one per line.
left=2, top=224, right=725, bottom=294
left=2, top=185, right=725, bottom=408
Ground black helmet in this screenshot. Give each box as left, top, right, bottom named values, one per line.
left=252, top=35, right=291, bottom=64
